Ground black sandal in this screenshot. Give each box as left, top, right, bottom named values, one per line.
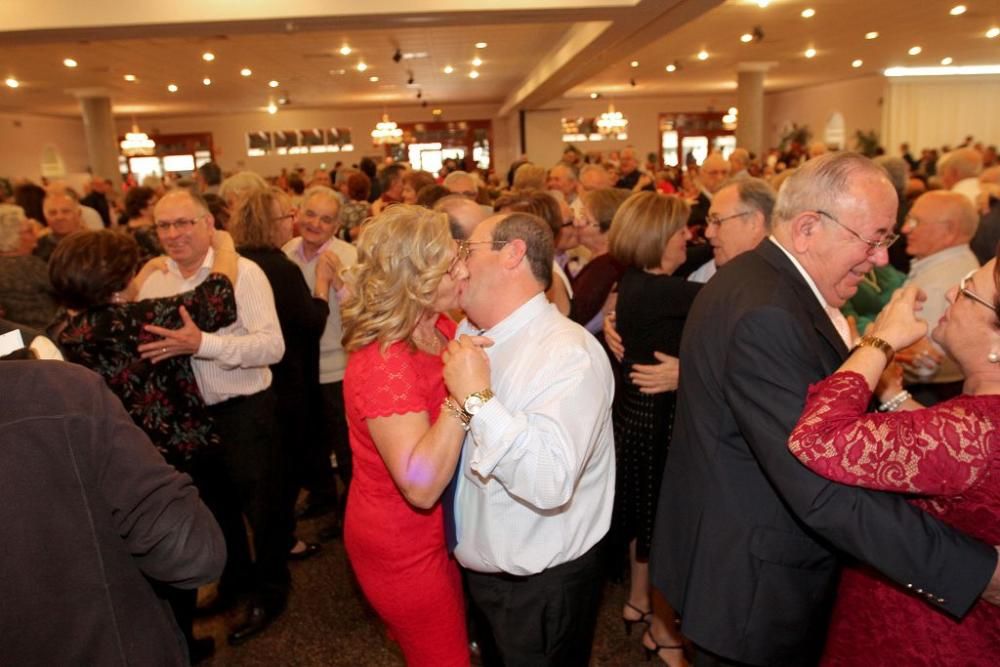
left=622, top=601, right=653, bottom=636
left=642, top=628, right=684, bottom=663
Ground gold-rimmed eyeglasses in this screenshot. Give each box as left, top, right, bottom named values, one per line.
left=958, top=269, right=997, bottom=313
left=814, top=209, right=899, bottom=251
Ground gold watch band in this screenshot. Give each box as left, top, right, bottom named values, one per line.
left=854, top=334, right=895, bottom=364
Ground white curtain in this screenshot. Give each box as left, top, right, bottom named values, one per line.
left=883, top=75, right=1000, bottom=150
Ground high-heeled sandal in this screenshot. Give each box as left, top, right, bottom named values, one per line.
left=622, top=601, right=652, bottom=636
left=642, top=628, right=684, bottom=663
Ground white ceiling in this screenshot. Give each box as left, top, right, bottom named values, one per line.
left=0, top=0, right=997, bottom=118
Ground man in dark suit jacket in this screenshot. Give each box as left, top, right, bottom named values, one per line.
left=652, top=152, right=1000, bottom=666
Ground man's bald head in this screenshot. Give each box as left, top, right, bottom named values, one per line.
left=434, top=194, right=488, bottom=240
left=700, top=152, right=731, bottom=194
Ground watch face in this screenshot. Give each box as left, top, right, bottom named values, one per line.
left=464, top=395, right=484, bottom=415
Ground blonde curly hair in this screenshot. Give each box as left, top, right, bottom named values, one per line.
left=342, top=204, right=454, bottom=353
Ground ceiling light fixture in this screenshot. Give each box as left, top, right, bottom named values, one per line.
left=203, top=78, right=212, bottom=86
left=728, top=106, right=738, bottom=116
left=339, top=45, right=352, bottom=56
left=908, top=46, right=922, bottom=55
left=5, top=78, right=20, bottom=89
left=590, top=92, right=600, bottom=99
left=949, top=5, right=966, bottom=15
left=202, top=52, right=215, bottom=62
left=941, top=56, right=954, bottom=65
left=443, top=65, right=454, bottom=74
left=665, top=62, right=678, bottom=72
left=473, top=57, right=483, bottom=67
left=123, top=74, right=137, bottom=82
left=756, top=0, right=769, bottom=7
left=988, top=27, right=1000, bottom=39
left=269, top=80, right=280, bottom=88
left=852, top=59, right=863, bottom=68
left=740, top=33, right=753, bottom=43
left=630, top=60, right=639, bottom=67
left=167, top=83, right=178, bottom=92
left=371, top=113, right=403, bottom=144
left=801, top=8, right=816, bottom=18
left=240, top=68, right=252, bottom=77
left=865, top=31, right=879, bottom=40
left=475, top=42, right=487, bottom=49
left=469, top=70, right=480, bottom=79
left=357, top=62, right=368, bottom=72
left=596, top=103, right=628, bottom=135
left=885, top=64, right=1000, bottom=77
left=369, top=75, right=379, bottom=82
left=697, top=49, right=709, bottom=61
left=267, top=101, right=278, bottom=114
left=805, top=47, right=817, bottom=58
left=63, top=58, right=78, bottom=68
left=120, top=123, right=156, bottom=156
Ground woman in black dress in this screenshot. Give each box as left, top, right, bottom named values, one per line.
left=607, top=192, right=702, bottom=666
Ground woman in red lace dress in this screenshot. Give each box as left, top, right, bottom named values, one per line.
left=341, top=205, right=470, bottom=666
left=788, top=259, right=1000, bottom=666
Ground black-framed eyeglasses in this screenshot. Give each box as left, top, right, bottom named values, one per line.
left=814, top=209, right=899, bottom=250
left=457, top=239, right=509, bottom=261
left=154, top=216, right=204, bottom=233
left=959, top=269, right=997, bottom=313
left=706, top=210, right=751, bottom=226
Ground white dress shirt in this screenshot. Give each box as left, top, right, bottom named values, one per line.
left=282, top=236, right=358, bottom=384
left=453, top=293, right=615, bottom=575
left=688, top=259, right=717, bottom=284
left=138, top=248, right=285, bottom=405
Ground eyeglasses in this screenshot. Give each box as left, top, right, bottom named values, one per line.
left=300, top=208, right=338, bottom=226
left=814, top=209, right=899, bottom=250
left=706, top=210, right=751, bottom=227
left=154, top=216, right=204, bottom=233
left=958, top=269, right=997, bottom=313
left=457, top=239, right=509, bottom=261
left=272, top=212, right=295, bottom=223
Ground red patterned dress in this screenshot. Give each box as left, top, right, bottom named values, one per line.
left=343, top=315, right=468, bottom=667
left=789, top=371, right=1000, bottom=666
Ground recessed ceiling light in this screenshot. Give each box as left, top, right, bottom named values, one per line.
left=756, top=0, right=769, bottom=7
left=5, top=78, right=19, bottom=89
left=469, top=70, right=480, bottom=79
left=590, top=92, right=599, bottom=99
left=268, top=80, right=279, bottom=88
left=240, top=68, right=252, bottom=77
left=63, top=58, right=78, bottom=68
left=432, top=108, right=443, bottom=116
left=472, top=57, right=483, bottom=67
left=167, top=83, right=178, bottom=92
left=202, top=78, right=212, bottom=86
left=339, top=45, right=352, bottom=56
left=202, top=52, right=215, bottom=62
left=475, top=42, right=488, bottom=49
left=801, top=8, right=816, bottom=18
left=740, top=33, right=754, bottom=43
left=665, top=63, right=677, bottom=72
left=267, top=102, right=278, bottom=114
left=865, top=31, right=879, bottom=40
left=630, top=60, right=639, bottom=67
left=852, top=59, right=863, bottom=68
left=443, top=65, right=454, bottom=74
left=941, top=56, right=954, bottom=65
left=949, top=4, right=967, bottom=15
left=805, top=47, right=817, bottom=58
left=357, top=62, right=368, bottom=72
left=988, top=27, right=1000, bottom=39
left=697, top=49, right=709, bottom=61
left=368, top=75, right=379, bottom=82
left=908, top=46, right=922, bottom=55
left=123, top=74, right=137, bottom=82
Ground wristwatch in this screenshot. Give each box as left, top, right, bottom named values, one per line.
left=463, top=388, right=495, bottom=416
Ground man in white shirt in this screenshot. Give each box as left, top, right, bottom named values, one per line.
left=442, top=211, right=615, bottom=666
left=137, top=189, right=288, bottom=646
left=898, top=190, right=981, bottom=404
left=282, top=186, right=357, bottom=531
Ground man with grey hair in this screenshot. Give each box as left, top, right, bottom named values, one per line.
left=578, top=163, right=612, bottom=196
left=433, top=193, right=488, bottom=240
left=442, top=170, right=479, bottom=199
left=34, top=189, right=85, bottom=262
left=652, top=151, right=1000, bottom=666
left=897, top=190, right=980, bottom=404
left=688, top=177, right=774, bottom=283
left=443, top=211, right=614, bottom=666
left=546, top=162, right=579, bottom=209
left=938, top=146, right=983, bottom=205
left=728, top=148, right=751, bottom=179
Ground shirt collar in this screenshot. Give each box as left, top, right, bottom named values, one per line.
left=166, top=246, right=214, bottom=281
left=768, top=235, right=839, bottom=313
left=294, top=236, right=334, bottom=263
left=475, top=292, right=550, bottom=346
left=908, top=244, right=971, bottom=274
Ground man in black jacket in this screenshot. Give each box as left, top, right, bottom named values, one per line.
left=652, top=151, right=1000, bottom=666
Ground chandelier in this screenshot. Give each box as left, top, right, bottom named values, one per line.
left=120, top=123, right=156, bottom=156
left=371, top=113, right=403, bottom=145
left=596, top=103, right=628, bottom=135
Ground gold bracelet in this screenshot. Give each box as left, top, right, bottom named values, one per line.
left=442, top=396, right=471, bottom=431
left=853, top=334, right=895, bottom=364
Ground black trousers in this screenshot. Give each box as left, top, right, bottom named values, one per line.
left=463, top=541, right=604, bottom=667
left=197, top=388, right=289, bottom=610
left=692, top=646, right=758, bottom=667
left=304, top=381, right=353, bottom=512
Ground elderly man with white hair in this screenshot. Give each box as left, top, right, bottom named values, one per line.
left=442, top=170, right=479, bottom=199
left=938, top=147, right=983, bottom=206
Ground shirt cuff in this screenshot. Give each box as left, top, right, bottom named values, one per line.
left=197, top=332, right=222, bottom=359
left=468, top=397, right=514, bottom=476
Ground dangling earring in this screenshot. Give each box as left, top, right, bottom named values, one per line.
left=989, top=351, right=1000, bottom=364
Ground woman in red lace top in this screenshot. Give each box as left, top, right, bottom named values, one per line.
left=341, top=205, right=471, bottom=666
left=788, top=259, right=1000, bottom=666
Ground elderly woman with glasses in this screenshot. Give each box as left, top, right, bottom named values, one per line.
left=341, top=204, right=470, bottom=667
left=788, top=257, right=1000, bottom=666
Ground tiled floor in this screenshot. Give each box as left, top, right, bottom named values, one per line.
left=197, top=516, right=658, bottom=666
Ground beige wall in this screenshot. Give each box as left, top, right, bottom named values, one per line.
left=763, top=75, right=885, bottom=153
left=0, top=112, right=90, bottom=181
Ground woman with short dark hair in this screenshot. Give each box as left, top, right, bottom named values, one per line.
left=119, top=186, right=162, bottom=264
left=341, top=172, right=372, bottom=242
